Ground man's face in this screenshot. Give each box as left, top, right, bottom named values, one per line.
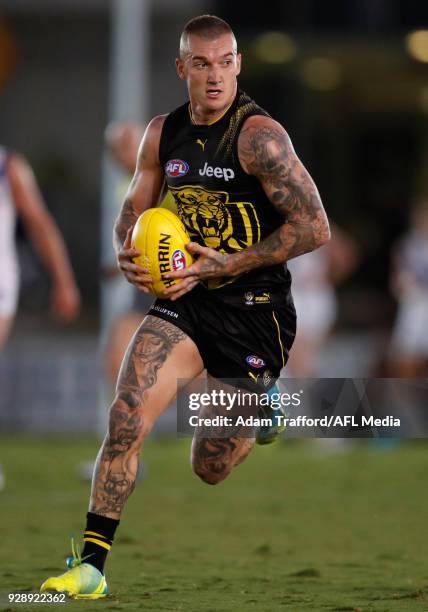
left=176, top=33, right=241, bottom=114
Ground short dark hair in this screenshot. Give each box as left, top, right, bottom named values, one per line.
left=180, top=15, right=237, bottom=58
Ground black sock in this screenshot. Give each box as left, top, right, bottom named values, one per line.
left=81, top=512, right=119, bottom=574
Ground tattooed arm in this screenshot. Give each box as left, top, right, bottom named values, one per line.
left=230, top=115, right=330, bottom=273
left=164, top=115, right=329, bottom=299
left=114, top=115, right=167, bottom=292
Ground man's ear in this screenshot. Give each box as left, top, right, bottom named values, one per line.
left=176, top=57, right=186, bottom=80
left=236, top=53, right=242, bottom=76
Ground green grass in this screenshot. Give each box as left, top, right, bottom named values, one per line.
left=0, top=437, right=427, bottom=611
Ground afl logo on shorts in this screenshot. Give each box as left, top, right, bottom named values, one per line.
left=165, top=159, right=189, bottom=178
left=246, top=355, right=266, bottom=368
left=171, top=249, right=186, bottom=271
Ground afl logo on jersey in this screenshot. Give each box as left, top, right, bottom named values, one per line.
left=165, top=159, right=189, bottom=178
left=246, top=355, right=266, bottom=368
left=171, top=249, right=187, bottom=271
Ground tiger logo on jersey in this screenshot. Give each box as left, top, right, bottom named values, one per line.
left=169, top=185, right=261, bottom=288
left=169, top=185, right=261, bottom=253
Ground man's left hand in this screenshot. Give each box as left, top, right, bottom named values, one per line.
left=163, top=242, right=231, bottom=300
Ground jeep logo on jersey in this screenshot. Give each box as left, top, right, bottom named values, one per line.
left=246, top=355, right=266, bottom=368
left=171, top=249, right=186, bottom=271
left=199, top=162, right=235, bottom=182
left=165, top=159, right=189, bottom=178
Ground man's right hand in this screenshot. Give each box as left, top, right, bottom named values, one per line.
left=117, top=227, right=153, bottom=293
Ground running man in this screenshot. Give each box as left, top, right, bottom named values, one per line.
left=41, top=15, right=329, bottom=598
left=0, top=147, right=80, bottom=349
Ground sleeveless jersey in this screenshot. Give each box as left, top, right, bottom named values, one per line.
left=159, top=90, right=291, bottom=296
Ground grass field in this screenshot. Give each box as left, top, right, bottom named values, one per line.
left=0, top=436, right=427, bottom=612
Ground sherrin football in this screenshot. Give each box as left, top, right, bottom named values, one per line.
left=131, top=207, right=193, bottom=298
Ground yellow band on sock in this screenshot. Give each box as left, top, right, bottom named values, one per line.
left=84, top=530, right=109, bottom=540
left=83, top=537, right=111, bottom=551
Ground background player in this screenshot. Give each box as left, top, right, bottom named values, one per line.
left=0, top=145, right=80, bottom=492
left=285, top=224, right=358, bottom=377
left=103, top=121, right=177, bottom=384
left=41, top=15, right=329, bottom=599
left=0, top=146, right=80, bottom=350
left=389, top=197, right=428, bottom=377
left=103, top=122, right=150, bottom=385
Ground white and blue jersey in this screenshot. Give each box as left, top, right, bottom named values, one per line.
left=0, top=147, right=19, bottom=316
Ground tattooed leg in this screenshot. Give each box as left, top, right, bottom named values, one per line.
left=90, top=315, right=204, bottom=518
left=191, top=435, right=255, bottom=485
left=190, top=377, right=256, bottom=485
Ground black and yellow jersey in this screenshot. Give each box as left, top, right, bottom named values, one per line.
left=159, top=89, right=291, bottom=296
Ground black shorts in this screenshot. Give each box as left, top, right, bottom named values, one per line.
left=148, top=285, right=296, bottom=391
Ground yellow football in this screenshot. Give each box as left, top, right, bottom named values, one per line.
left=131, top=207, right=193, bottom=298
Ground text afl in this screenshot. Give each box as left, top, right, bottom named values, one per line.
left=165, top=159, right=189, bottom=178
left=246, top=355, right=266, bottom=368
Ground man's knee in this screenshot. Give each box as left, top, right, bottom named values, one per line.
left=191, top=453, right=231, bottom=485
left=190, top=436, right=255, bottom=485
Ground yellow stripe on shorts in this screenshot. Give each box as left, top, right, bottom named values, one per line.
left=272, top=310, right=285, bottom=369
